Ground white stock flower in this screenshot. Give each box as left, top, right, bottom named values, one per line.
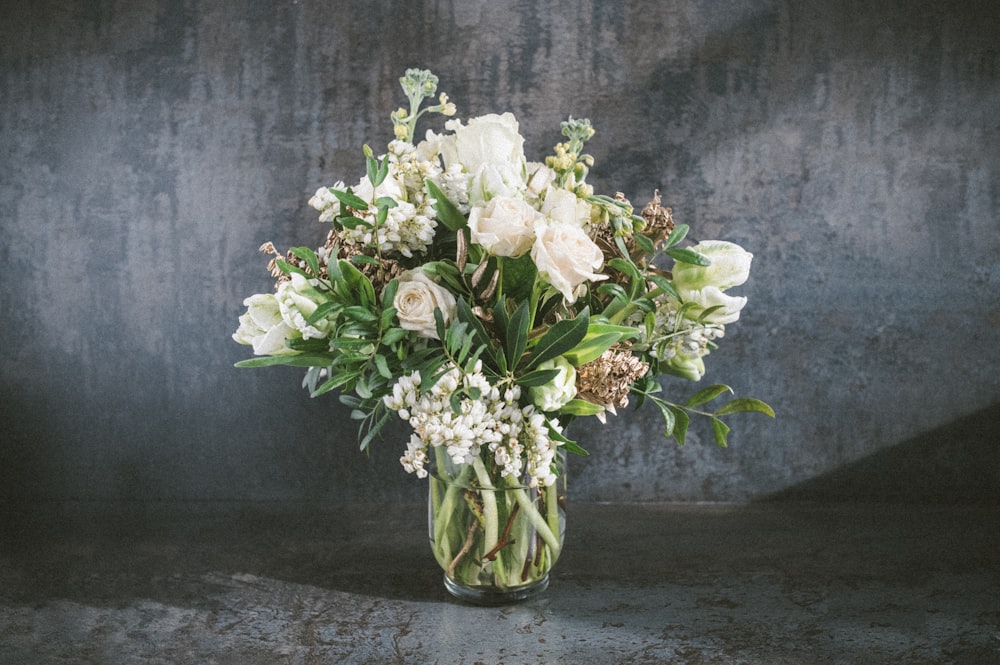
left=232, top=293, right=299, bottom=356
left=531, top=221, right=608, bottom=303
left=392, top=268, right=458, bottom=339
left=528, top=356, right=578, bottom=412
left=308, top=181, right=347, bottom=222
left=467, top=196, right=541, bottom=257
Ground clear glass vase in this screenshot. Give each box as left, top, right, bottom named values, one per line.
left=428, top=449, right=566, bottom=604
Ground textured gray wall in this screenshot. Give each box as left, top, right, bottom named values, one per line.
left=2, top=0, right=998, bottom=505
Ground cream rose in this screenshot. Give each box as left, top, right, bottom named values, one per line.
left=531, top=222, right=608, bottom=303
left=467, top=196, right=541, bottom=257
left=232, top=293, right=299, bottom=356
left=393, top=268, right=458, bottom=339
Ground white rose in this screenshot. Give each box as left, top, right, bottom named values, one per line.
left=468, top=196, right=541, bottom=258
left=528, top=356, right=578, bottom=412
left=531, top=222, right=608, bottom=303
left=442, top=112, right=525, bottom=174
left=233, top=293, right=300, bottom=356
left=439, top=113, right=527, bottom=204
left=540, top=187, right=592, bottom=228
left=393, top=268, right=458, bottom=339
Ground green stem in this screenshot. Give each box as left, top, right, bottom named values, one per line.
left=511, top=486, right=561, bottom=558
left=471, top=456, right=501, bottom=567
left=432, top=447, right=473, bottom=563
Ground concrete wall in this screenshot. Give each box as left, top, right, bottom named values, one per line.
left=2, top=0, right=998, bottom=505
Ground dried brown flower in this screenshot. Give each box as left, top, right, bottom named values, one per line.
left=640, top=190, right=675, bottom=248
left=575, top=346, right=650, bottom=418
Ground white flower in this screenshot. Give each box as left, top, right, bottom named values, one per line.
left=467, top=196, right=541, bottom=258
left=232, top=293, right=299, bottom=356
left=528, top=356, right=578, bottom=412
left=531, top=221, right=608, bottom=303
left=439, top=113, right=527, bottom=204
left=392, top=268, right=458, bottom=339
left=672, top=240, right=753, bottom=324
left=275, top=272, right=334, bottom=340
left=525, top=162, right=557, bottom=199
left=308, top=181, right=347, bottom=222
left=672, top=240, right=753, bottom=292
left=679, top=286, right=747, bottom=324
left=540, top=187, right=591, bottom=228
left=664, top=349, right=707, bottom=382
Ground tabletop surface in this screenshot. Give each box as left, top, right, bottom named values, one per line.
left=2, top=501, right=998, bottom=664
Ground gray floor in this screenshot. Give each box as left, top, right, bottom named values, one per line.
left=1, top=501, right=998, bottom=664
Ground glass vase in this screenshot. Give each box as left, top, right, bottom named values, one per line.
left=428, top=449, right=566, bottom=604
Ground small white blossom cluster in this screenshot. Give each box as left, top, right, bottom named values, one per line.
left=307, top=141, right=441, bottom=259
left=384, top=362, right=562, bottom=487
left=638, top=299, right=726, bottom=381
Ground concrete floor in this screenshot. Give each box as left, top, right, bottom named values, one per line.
left=1, top=501, right=997, bottom=664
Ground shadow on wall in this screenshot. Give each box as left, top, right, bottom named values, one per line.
left=762, top=402, right=1000, bottom=505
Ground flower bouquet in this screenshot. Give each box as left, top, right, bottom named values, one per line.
left=234, top=69, right=773, bottom=602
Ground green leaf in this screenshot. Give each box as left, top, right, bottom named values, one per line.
left=545, top=420, right=589, bottom=456
left=655, top=399, right=676, bottom=438
left=670, top=406, right=690, bottom=445
left=342, top=306, right=379, bottom=323
left=235, top=353, right=334, bottom=368
left=646, top=273, right=680, bottom=301
left=313, top=370, right=358, bottom=396
left=306, top=301, right=339, bottom=325
left=425, top=179, right=467, bottom=231
left=289, top=247, right=319, bottom=276
left=499, top=253, right=538, bottom=303
left=663, top=224, right=689, bottom=249
left=374, top=354, right=393, bottom=379
left=558, top=399, right=605, bottom=416
left=286, top=336, right=330, bottom=352
left=514, top=368, right=560, bottom=387
left=633, top=233, right=655, bottom=253
left=608, top=257, right=642, bottom=280
left=456, top=297, right=505, bottom=373
left=563, top=332, right=622, bottom=366
left=714, top=398, right=776, bottom=418
left=381, top=327, right=408, bottom=346
left=526, top=310, right=590, bottom=370
left=684, top=384, right=734, bottom=407
left=505, top=300, right=530, bottom=366
left=711, top=417, right=731, bottom=447
left=332, top=188, right=370, bottom=211
left=668, top=247, right=711, bottom=266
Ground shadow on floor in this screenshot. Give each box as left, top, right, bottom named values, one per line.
left=761, top=401, right=1000, bottom=504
